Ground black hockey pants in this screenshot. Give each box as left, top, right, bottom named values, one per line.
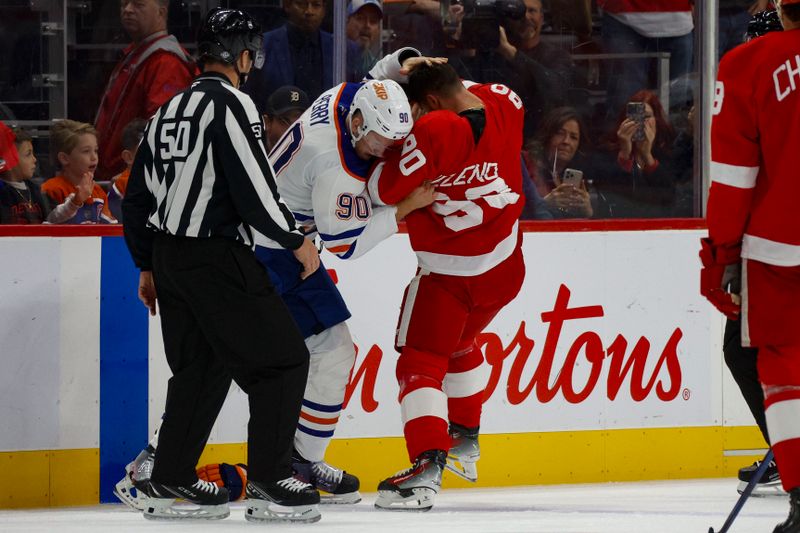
left=150, top=234, right=309, bottom=486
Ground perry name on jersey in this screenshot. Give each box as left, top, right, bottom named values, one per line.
left=254, top=81, right=399, bottom=260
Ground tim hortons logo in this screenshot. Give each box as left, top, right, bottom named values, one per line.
left=343, top=284, right=683, bottom=412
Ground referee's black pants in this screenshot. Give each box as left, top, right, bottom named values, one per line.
left=150, top=234, right=309, bottom=486
left=723, top=317, right=769, bottom=445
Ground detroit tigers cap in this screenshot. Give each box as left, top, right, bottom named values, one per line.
left=348, top=0, right=383, bottom=16
left=266, top=86, right=311, bottom=117
left=0, top=122, right=19, bottom=174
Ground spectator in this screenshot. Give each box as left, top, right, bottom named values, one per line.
left=598, top=0, right=694, bottom=124
left=519, top=155, right=553, bottom=220
left=591, top=90, right=678, bottom=218
left=347, top=0, right=383, bottom=78
left=107, top=118, right=146, bottom=222
left=42, top=120, right=117, bottom=224
left=452, top=0, right=573, bottom=137
left=0, top=124, right=48, bottom=224
left=719, top=0, right=771, bottom=58
left=244, top=0, right=360, bottom=112
left=525, top=107, right=594, bottom=219
left=95, top=0, right=197, bottom=180
left=264, top=86, right=310, bottom=152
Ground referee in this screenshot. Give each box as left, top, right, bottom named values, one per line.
left=122, top=8, right=321, bottom=522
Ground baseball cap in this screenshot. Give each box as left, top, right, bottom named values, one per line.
left=266, top=86, right=311, bottom=116
left=0, top=122, right=19, bottom=173
left=348, top=0, right=383, bottom=16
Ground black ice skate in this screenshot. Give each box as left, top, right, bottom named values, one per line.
left=113, top=445, right=155, bottom=511
left=245, top=477, right=321, bottom=523
left=737, top=458, right=784, bottom=497
left=375, top=449, right=446, bottom=511
left=142, top=478, right=229, bottom=520
left=293, top=453, right=361, bottom=504
left=774, top=488, right=800, bottom=533
left=446, top=423, right=480, bottom=482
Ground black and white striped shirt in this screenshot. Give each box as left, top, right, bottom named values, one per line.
left=123, top=71, right=303, bottom=270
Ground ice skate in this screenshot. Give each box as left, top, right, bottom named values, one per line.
left=113, top=445, right=156, bottom=511
left=774, top=488, right=800, bottom=533
left=446, top=423, right=480, bottom=482
left=142, top=478, right=229, bottom=520
left=374, top=449, right=446, bottom=511
left=245, top=477, right=321, bottom=523
left=293, top=454, right=361, bottom=504
left=737, top=458, right=785, bottom=497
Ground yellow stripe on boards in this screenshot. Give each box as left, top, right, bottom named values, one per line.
left=0, top=449, right=98, bottom=509
left=0, top=426, right=768, bottom=509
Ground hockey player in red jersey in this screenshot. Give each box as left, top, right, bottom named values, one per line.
left=368, top=63, right=526, bottom=511
left=701, top=1, right=800, bottom=531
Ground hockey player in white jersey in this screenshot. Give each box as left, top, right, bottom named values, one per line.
left=252, top=48, right=435, bottom=503
left=114, top=48, right=436, bottom=510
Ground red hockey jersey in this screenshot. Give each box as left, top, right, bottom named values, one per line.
left=707, top=29, right=800, bottom=266
left=369, top=82, right=524, bottom=276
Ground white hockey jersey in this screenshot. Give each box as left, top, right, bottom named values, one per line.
left=253, top=81, right=398, bottom=259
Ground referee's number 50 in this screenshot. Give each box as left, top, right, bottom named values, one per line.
left=160, top=122, right=191, bottom=159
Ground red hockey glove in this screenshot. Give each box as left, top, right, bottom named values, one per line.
left=196, top=463, right=248, bottom=501
left=699, top=238, right=741, bottom=320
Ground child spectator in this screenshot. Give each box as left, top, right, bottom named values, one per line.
left=42, top=120, right=117, bottom=224
left=107, top=118, right=146, bottom=222
left=0, top=125, right=50, bottom=224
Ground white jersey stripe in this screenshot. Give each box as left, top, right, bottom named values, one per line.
left=710, top=161, right=759, bottom=189
left=416, top=222, right=518, bottom=276
left=401, top=387, right=448, bottom=424
left=397, top=269, right=427, bottom=348
left=743, top=233, right=800, bottom=266
left=443, top=365, right=489, bottom=399
left=766, top=399, right=800, bottom=445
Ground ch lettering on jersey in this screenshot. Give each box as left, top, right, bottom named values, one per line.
left=309, top=93, right=333, bottom=126
left=773, top=54, right=800, bottom=102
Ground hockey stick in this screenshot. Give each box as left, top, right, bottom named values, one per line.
left=709, top=449, right=775, bottom=533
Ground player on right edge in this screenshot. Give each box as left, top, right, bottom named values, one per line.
left=700, top=1, right=800, bottom=531
left=368, top=63, right=526, bottom=511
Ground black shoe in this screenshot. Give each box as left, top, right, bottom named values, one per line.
left=293, top=454, right=361, bottom=504
left=375, top=450, right=447, bottom=511
left=738, top=458, right=780, bottom=484
left=774, top=489, right=800, bottom=533
left=143, top=479, right=229, bottom=520
left=245, top=477, right=321, bottom=523
left=147, top=478, right=228, bottom=505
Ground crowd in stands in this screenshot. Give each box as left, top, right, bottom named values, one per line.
left=0, top=0, right=772, bottom=225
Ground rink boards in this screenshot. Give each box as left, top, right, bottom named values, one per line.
left=0, top=222, right=767, bottom=508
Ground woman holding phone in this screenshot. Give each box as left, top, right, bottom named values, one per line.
left=524, top=107, right=594, bottom=219
left=591, top=90, right=679, bottom=218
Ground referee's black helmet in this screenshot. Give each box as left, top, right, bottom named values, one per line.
left=197, top=8, right=264, bottom=69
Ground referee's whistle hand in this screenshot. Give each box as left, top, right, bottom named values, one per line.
left=138, top=271, right=158, bottom=316
left=294, top=238, right=321, bottom=280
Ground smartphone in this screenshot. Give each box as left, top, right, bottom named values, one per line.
left=562, top=168, right=584, bottom=187
left=626, top=102, right=646, bottom=142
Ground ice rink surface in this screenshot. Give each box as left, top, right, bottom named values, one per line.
left=0, top=478, right=789, bottom=533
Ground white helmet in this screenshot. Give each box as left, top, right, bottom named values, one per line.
left=349, top=79, right=413, bottom=148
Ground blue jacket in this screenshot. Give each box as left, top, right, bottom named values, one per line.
left=244, top=25, right=363, bottom=114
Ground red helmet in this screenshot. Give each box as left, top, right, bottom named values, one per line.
left=0, top=122, right=19, bottom=174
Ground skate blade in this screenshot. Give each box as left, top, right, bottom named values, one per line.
left=445, top=457, right=478, bottom=483
left=737, top=480, right=787, bottom=497
left=321, top=490, right=362, bottom=504
left=112, top=480, right=146, bottom=512
left=143, top=498, right=229, bottom=521
left=374, top=487, right=436, bottom=511
left=245, top=501, right=321, bottom=523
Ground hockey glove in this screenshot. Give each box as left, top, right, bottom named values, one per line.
left=196, top=463, right=248, bottom=501
left=699, top=237, right=741, bottom=320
